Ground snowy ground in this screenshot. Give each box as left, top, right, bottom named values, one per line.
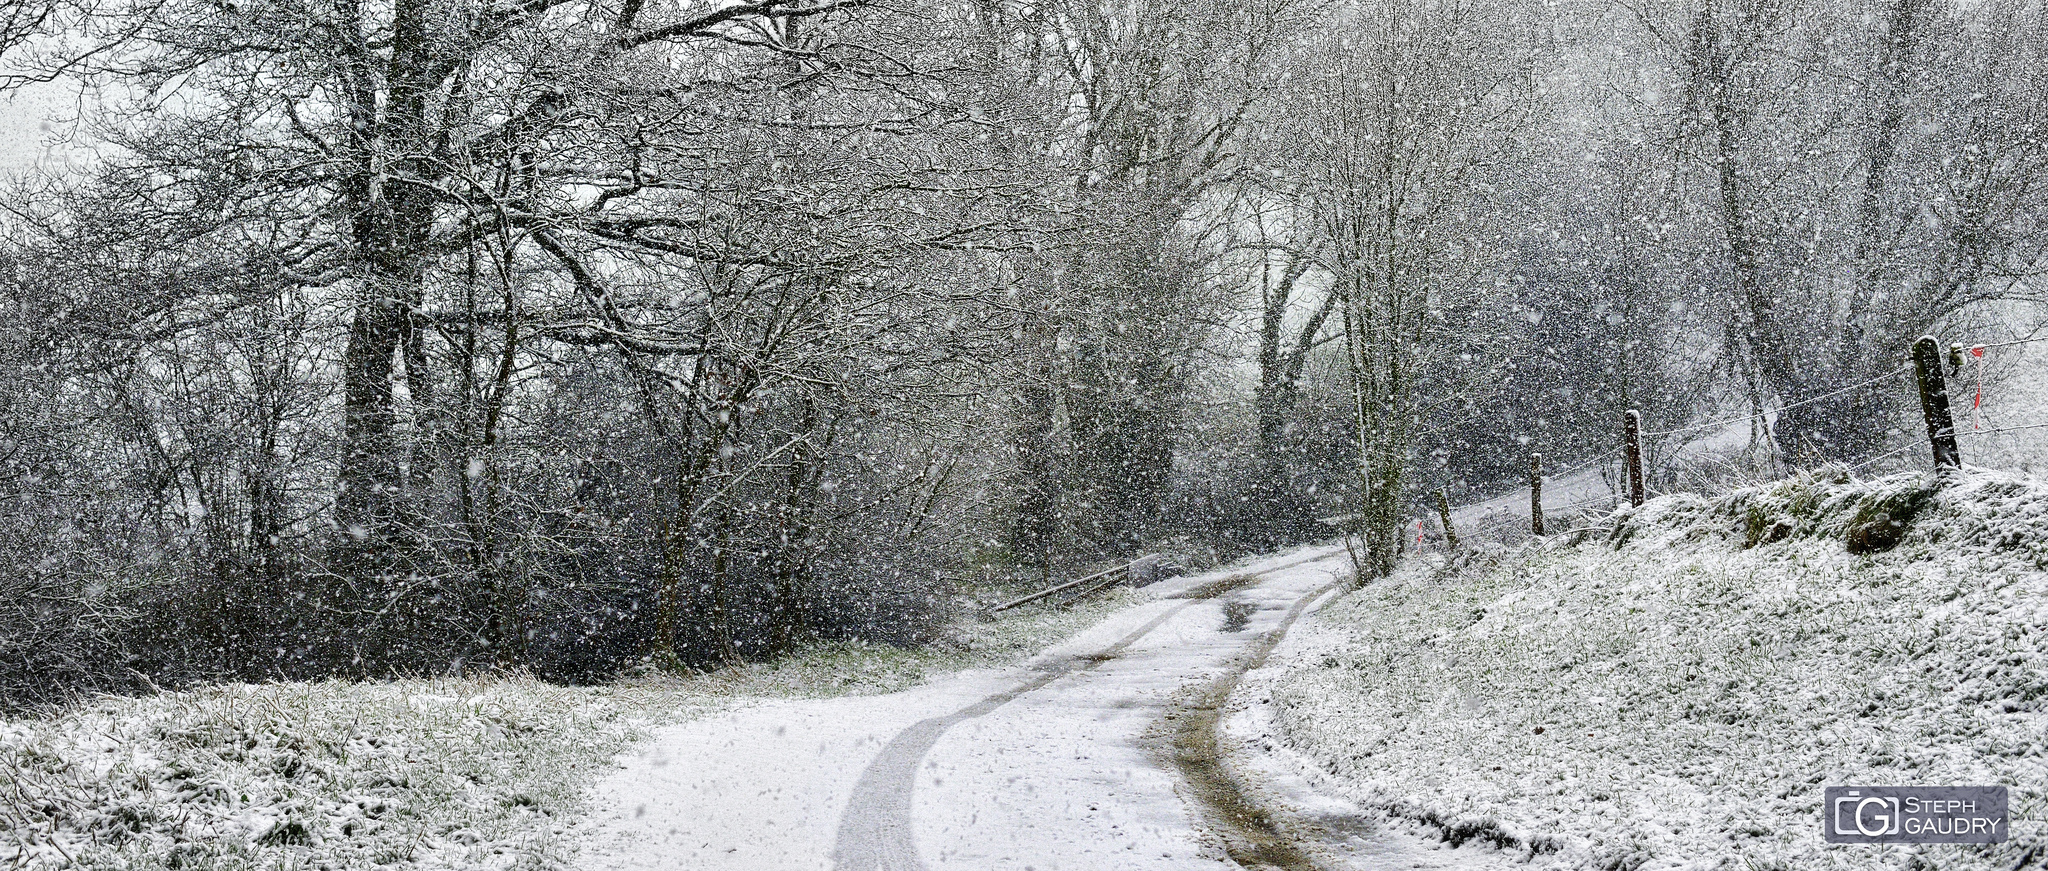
left=570, top=546, right=1378, bottom=871
left=0, top=589, right=1152, bottom=869
left=1268, top=467, right=2048, bottom=870
left=570, top=544, right=1532, bottom=871
left=6, top=546, right=1457, bottom=871
left=19, top=467, right=2046, bottom=871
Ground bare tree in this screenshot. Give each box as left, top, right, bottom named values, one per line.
left=1632, top=0, right=2048, bottom=461
left=0, top=0, right=1046, bottom=674
left=1271, top=0, right=1542, bottom=577
left=979, top=0, right=1308, bottom=556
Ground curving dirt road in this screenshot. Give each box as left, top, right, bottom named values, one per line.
left=573, top=545, right=1502, bottom=871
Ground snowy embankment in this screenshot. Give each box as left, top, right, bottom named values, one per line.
left=0, top=591, right=1141, bottom=869
left=1267, top=468, right=2048, bottom=870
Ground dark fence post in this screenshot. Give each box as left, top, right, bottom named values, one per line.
left=1434, top=488, right=1460, bottom=551
left=1623, top=409, right=1645, bottom=507
left=1912, top=335, right=1962, bottom=471
left=1530, top=452, right=1544, bottom=536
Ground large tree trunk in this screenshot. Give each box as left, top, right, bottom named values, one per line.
left=769, top=396, right=830, bottom=657
left=338, top=289, right=410, bottom=551
left=1251, top=376, right=1312, bottom=545
left=335, top=0, right=440, bottom=564
left=1340, top=269, right=1414, bottom=581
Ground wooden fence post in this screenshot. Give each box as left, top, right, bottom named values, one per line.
left=1623, top=409, right=1645, bottom=507
left=1529, top=452, right=1544, bottom=536
left=1433, top=488, right=1460, bottom=551
left=1911, top=335, right=1962, bottom=471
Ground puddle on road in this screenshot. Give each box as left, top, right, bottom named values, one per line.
left=1220, top=599, right=1257, bottom=632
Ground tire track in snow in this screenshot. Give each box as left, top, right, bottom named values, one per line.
left=829, top=550, right=1342, bottom=871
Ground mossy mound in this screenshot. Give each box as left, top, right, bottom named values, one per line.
left=1604, top=466, right=2046, bottom=565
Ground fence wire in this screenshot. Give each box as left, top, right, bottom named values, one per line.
left=1409, top=335, right=2048, bottom=547
left=1639, top=366, right=1912, bottom=439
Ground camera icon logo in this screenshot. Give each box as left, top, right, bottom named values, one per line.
left=1823, top=785, right=2007, bottom=844
left=1833, top=790, right=1901, bottom=837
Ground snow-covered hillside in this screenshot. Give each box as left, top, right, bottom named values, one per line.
left=1268, top=467, right=2048, bottom=869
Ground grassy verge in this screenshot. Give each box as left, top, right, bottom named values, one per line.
left=1270, top=468, right=2048, bottom=869
left=0, top=588, right=1139, bottom=870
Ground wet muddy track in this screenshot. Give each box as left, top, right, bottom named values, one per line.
left=1149, top=578, right=1347, bottom=871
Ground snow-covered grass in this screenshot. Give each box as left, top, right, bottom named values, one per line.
left=0, top=588, right=1140, bottom=869
left=1271, top=467, right=2048, bottom=870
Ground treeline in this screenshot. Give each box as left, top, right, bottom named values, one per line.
left=0, top=0, right=2044, bottom=707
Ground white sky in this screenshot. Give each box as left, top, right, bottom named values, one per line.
left=0, top=80, right=99, bottom=174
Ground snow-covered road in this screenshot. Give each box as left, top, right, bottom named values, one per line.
left=571, top=545, right=1503, bottom=871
